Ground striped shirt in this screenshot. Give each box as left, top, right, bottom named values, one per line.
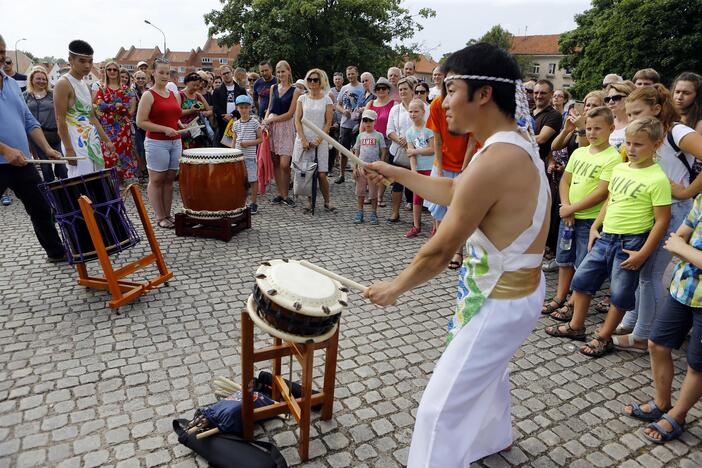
left=232, top=118, right=260, bottom=159
left=670, top=195, right=702, bottom=307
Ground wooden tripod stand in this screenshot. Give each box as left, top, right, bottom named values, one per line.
left=75, top=184, right=173, bottom=309
left=240, top=311, right=339, bottom=461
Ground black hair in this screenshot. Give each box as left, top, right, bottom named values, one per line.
left=68, top=39, right=94, bottom=57
left=441, top=43, right=520, bottom=119
left=184, top=72, right=201, bottom=84
left=536, top=79, right=554, bottom=92
left=415, top=82, right=430, bottom=93
left=259, top=60, right=271, bottom=67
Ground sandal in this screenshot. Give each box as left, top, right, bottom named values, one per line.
left=613, top=334, right=648, bottom=353
left=542, top=296, right=567, bottom=315
left=448, top=252, right=462, bottom=270
left=643, top=414, right=685, bottom=444
left=624, top=400, right=668, bottom=422
left=324, top=204, right=338, bottom=213
left=550, top=303, right=573, bottom=322
left=594, top=296, right=611, bottom=314
left=579, top=335, right=614, bottom=358
left=157, top=218, right=175, bottom=229
left=378, top=201, right=387, bottom=208
left=545, top=323, right=586, bottom=341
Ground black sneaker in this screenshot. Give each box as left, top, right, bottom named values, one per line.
left=249, top=203, right=258, bottom=215
left=271, top=196, right=283, bottom=204
left=334, top=175, right=345, bottom=184
left=47, top=254, right=67, bottom=263
left=282, top=197, right=296, bottom=207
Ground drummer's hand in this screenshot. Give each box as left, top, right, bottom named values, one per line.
left=163, top=127, right=178, bottom=138
left=4, top=146, right=27, bottom=166
left=46, top=149, right=63, bottom=160
left=364, top=281, right=401, bottom=307
left=362, top=161, right=399, bottom=184
left=65, top=148, right=78, bottom=166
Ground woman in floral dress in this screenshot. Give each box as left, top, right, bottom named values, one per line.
left=94, top=60, right=137, bottom=180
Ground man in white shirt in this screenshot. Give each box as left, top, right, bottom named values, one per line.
left=428, top=66, right=444, bottom=101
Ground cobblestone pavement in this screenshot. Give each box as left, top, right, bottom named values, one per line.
left=1, top=176, right=700, bottom=468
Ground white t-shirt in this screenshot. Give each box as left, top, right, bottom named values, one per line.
left=386, top=101, right=430, bottom=156
left=429, top=86, right=442, bottom=101
left=657, top=123, right=697, bottom=192
left=609, top=127, right=626, bottom=151
left=166, top=82, right=179, bottom=94
left=226, top=84, right=237, bottom=115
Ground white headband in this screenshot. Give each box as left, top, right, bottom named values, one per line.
left=68, top=49, right=93, bottom=58
left=444, top=73, right=536, bottom=145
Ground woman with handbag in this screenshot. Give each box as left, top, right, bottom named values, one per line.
left=25, top=66, right=67, bottom=182
left=386, top=76, right=428, bottom=224
left=292, top=69, right=335, bottom=214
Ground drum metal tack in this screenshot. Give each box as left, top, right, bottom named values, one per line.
left=282, top=258, right=289, bottom=263
left=322, top=306, right=331, bottom=315
left=340, top=287, right=349, bottom=293
left=255, top=274, right=266, bottom=279
left=294, top=302, right=302, bottom=311
left=338, top=300, right=348, bottom=307
left=268, top=289, right=277, bottom=296
left=261, top=261, right=271, bottom=266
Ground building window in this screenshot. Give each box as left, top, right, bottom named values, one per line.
left=548, top=63, right=557, bottom=75
left=220, top=58, right=228, bottom=65
left=201, top=57, right=212, bottom=64
left=564, top=67, right=572, bottom=77
left=531, top=63, right=540, bottom=75
left=179, top=66, right=185, bottom=72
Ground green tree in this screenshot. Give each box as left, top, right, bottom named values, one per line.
left=560, top=0, right=702, bottom=96
left=466, top=25, right=531, bottom=78
left=204, top=0, right=435, bottom=78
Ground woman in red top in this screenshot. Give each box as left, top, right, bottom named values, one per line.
left=136, top=59, right=183, bottom=228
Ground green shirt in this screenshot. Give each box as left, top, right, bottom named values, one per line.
left=564, top=145, right=621, bottom=220
left=603, top=162, right=672, bottom=235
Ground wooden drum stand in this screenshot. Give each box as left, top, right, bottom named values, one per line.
left=76, top=184, right=173, bottom=309
left=240, top=311, right=339, bottom=461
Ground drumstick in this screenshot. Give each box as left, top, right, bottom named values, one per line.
left=300, top=260, right=368, bottom=294
left=301, top=118, right=393, bottom=187
left=59, top=157, right=88, bottom=161
left=176, top=125, right=205, bottom=134
left=27, top=160, right=69, bottom=165
left=196, top=428, right=220, bottom=439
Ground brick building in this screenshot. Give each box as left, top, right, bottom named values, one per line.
left=113, top=38, right=240, bottom=86
left=510, top=34, right=574, bottom=90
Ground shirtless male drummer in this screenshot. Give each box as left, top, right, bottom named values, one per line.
left=364, top=43, right=551, bottom=466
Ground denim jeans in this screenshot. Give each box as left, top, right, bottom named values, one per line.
left=571, top=232, right=649, bottom=311
left=555, top=218, right=594, bottom=268
left=621, top=199, right=692, bottom=340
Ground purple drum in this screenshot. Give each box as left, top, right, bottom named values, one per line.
left=39, top=169, right=140, bottom=264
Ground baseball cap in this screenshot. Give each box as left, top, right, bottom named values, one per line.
left=361, top=109, right=377, bottom=121
left=137, top=61, right=147, bottom=68
left=235, top=95, right=253, bottom=105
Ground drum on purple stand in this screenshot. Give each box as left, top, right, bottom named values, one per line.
left=39, top=168, right=140, bottom=264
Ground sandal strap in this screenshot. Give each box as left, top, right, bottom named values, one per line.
left=660, top=414, right=684, bottom=433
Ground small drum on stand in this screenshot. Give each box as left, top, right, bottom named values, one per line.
left=40, top=168, right=140, bottom=264
left=247, top=258, right=348, bottom=344
left=176, top=147, right=251, bottom=241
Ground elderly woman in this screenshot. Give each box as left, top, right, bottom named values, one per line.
left=387, top=66, right=402, bottom=102
left=24, top=66, right=67, bottom=182
left=293, top=69, right=335, bottom=213
left=357, top=72, right=376, bottom=113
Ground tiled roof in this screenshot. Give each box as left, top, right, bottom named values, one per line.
left=167, top=51, right=192, bottom=64
left=115, top=46, right=161, bottom=62
left=510, top=34, right=561, bottom=55
left=415, top=54, right=439, bottom=74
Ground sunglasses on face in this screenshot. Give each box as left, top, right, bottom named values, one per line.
left=4, top=60, right=12, bottom=65
left=375, top=87, right=389, bottom=91
left=604, top=94, right=626, bottom=103
left=306, top=77, right=320, bottom=83
left=106, top=68, right=119, bottom=72
left=415, top=89, right=427, bottom=95
left=361, top=118, right=375, bottom=123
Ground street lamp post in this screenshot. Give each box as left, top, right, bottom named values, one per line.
left=144, top=20, right=166, bottom=56
left=15, top=38, right=27, bottom=72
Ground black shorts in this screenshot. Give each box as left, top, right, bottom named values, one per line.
left=339, top=127, right=356, bottom=150
left=650, top=295, right=702, bottom=372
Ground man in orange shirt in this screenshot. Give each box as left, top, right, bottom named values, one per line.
left=426, top=92, right=479, bottom=268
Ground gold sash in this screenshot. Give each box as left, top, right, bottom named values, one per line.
left=489, top=267, right=542, bottom=300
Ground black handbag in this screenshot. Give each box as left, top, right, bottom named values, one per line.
left=173, top=419, right=288, bottom=468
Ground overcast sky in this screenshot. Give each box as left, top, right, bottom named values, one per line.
left=2, top=0, right=591, bottom=61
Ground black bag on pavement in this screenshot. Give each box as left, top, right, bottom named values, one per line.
left=173, top=419, right=288, bottom=468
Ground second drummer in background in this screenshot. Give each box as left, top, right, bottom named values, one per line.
left=231, top=95, right=263, bottom=215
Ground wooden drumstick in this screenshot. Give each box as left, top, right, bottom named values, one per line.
left=299, top=260, right=368, bottom=294
left=196, top=428, right=220, bottom=439
left=301, top=118, right=393, bottom=187
left=176, top=125, right=205, bottom=134
left=27, top=159, right=69, bottom=165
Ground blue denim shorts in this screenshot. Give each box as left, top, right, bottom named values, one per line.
left=650, top=295, right=702, bottom=372
left=555, top=218, right=594, bottom=268
left=244, top=157, right=257, bottom=183
left=145, top=138, right=182, bottom=172
left=571, top=232, right=649, bottom=311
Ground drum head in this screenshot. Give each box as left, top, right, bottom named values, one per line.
left=255, top=259, right=347, bottom=317
left=181, top=147, right=243, bottom=163
left=246, top=295, right=338, bottom=344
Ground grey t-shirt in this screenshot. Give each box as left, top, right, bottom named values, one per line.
left=338, top=82, right=364, bottom=129
left=354, top=130, right=386, bottom=163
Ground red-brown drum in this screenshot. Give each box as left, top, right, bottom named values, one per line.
left=179, top=148, right=246, bottom=219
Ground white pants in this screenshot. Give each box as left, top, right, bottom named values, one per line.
left=407, top=277, right=545, bottom=467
